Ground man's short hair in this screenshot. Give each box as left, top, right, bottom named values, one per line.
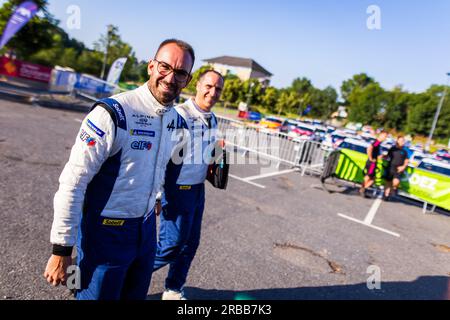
left=379, top=130, right=388, bottom=135
left=155, top=39, right=195, bottom=65
left=397, top=135, right=405, bottom=140
left=198, top=69, right=224, bottom=83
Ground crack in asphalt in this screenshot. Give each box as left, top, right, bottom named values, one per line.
left=274, top=242, right=345, bottom=275
left=431, top=243, right=450, bottom=253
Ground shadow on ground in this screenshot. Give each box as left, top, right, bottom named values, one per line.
left=148, top=276, right=449, bottom=300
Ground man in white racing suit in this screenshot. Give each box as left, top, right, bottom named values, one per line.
left=43, top=39, right=195, bottom=300
left=153, top=70, right=225, bottom=300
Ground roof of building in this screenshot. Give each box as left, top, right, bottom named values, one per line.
left=203, top=56, right=273, bottom=77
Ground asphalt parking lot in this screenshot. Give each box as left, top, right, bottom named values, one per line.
left=0, top=98, right=449, bottom=300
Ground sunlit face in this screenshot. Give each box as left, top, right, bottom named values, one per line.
left=378, top=132, right=388, bottom=142
left=147, top=43, right=193, bottom=106
left=195, top=72, right=224, bottom=112
left=397, top=137, right=405, bottom=148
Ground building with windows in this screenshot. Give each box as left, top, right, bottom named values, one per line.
left=203, top=56, right=273, bottom=86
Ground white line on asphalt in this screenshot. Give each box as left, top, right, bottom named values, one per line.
left=74, top=118, right=83, bottom=123
left=338, top=213, right=401, bottom=238
left=364, top=198, right=383, bottom=225
left=244, top=168, right=299, bottom=181
left=229, top=174, right=266, bottom=189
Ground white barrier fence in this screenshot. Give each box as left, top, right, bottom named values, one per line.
left=216, top=115, right=331, bottom=176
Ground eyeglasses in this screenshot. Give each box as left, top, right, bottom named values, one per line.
left=154, top=59, right=191, bottom=82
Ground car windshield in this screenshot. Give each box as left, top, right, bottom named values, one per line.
left=332, top=134, right=346, bottom=140
left=297, top=125, right=314, bottom=133
left=266, top=118, right=282, bottom=124
left=418, top=162, right=450, bottom=176
left=340, top=142, right=367, bottom=154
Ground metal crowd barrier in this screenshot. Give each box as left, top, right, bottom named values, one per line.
left=216, top=115, right=331, bottom=176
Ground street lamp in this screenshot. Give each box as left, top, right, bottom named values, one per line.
left=246, top=82, right=255, bottom=113
left=426, top=72, right=450, bottom=152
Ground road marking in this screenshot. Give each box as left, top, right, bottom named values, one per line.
left=338, top=213, right=400, bottom=238
left=337, top=198, right=400, bottom=238
left=244, top=168, right=299, bottom=181
left=229, top=174, right=266, bottom=189
left=364, top=198, right=382, bottom=225
left=74, top=118, right=83, bottom=123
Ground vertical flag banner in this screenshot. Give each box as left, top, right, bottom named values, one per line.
left=106, top=57, right=127, bottom=85
left=0, top=1, right=38, bottom=50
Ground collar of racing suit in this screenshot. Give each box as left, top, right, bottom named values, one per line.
left=139, top=81, right=173, bottom=116
left=188, top=99, right=213, bottom=127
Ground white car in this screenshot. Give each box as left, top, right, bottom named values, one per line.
left=338, top=138, right=369, bottom=154
left=417, top=158, right=450, bottom=176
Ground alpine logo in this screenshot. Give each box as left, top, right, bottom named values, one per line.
left=131, top=141, right=152, bottom=151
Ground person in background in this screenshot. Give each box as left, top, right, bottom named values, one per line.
left=383, top=136, right=410, bottom=201
left=153, top=70, right=224, bottom=300
left=359, top=131, right=388, bottom=198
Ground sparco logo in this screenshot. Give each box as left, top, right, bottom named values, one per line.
left=113, top=103, right=125, bottom=122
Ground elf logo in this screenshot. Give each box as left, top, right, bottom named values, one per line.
left=131, top=141, right=152, bottom=151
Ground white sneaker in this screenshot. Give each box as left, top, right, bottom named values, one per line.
left=162, top=289, right=187, bottom=300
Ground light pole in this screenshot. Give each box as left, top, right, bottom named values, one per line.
left=246, top=82, right=255, bottom=113
left=100, top=25, right=113, bottom=80
left=426, top=72, right=450, bottom=152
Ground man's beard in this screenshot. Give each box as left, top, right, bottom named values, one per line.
left=149, top=79, right=179, bottom=106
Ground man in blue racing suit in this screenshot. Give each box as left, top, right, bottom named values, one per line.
left=153, top=70, right=225, bottom=300
left=43, top=39, right=195, bottom=300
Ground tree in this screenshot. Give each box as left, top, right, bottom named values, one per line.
left=308, top=86, right=338, bottom=119
left=261, top=86, right=279, bottom=113
left=275, top=90, right=302, bottom=116
left=341, top=73, right=376, bottom=105
left=406, top=85, right=450, bottom=139
left=0, top=0, right=59, bottom=59
left=291, top=77, right=313, bottom=96
left=382, top=86, right=411, bottom=131
left=93, top=25, right=138, bottom=81
left=221, top=77, right=243, bottom=105
left=347, top=82, right=387, bottom=126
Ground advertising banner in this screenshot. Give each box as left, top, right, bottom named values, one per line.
left=0, top=1, right=38, bottom=49
left=334, top=149, right=450, bottom=210
left=106, top=57, right=127, bottom=85
left=0, top=56, right=52, bottom=83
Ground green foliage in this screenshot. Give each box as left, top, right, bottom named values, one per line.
left=341, top=73, right=376, bottom=105
left=0, top=1, right=141, bottom=82
left=0, top=0, right=447, bottom=139
left=221, top=76, right=243, bottom=105
left=406, top=85, right=450, bottom=139
left=184, top=65, right=213, bottom=94
left=347, top=82, right=387, bottom=126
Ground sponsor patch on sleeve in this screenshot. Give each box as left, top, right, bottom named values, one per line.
left=80, top=129, right=97, bottom=147
left=86, top=119, right=105, bottom=138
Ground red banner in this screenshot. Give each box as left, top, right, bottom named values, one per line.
left=0, top=56, right=52, bottom=83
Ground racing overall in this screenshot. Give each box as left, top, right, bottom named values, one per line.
left=51, top=84, right=176, bottom=300
left=153, top=99, right=218, bottom=292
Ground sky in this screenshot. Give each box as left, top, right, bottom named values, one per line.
left=4, top=0, right=450, bottom=93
